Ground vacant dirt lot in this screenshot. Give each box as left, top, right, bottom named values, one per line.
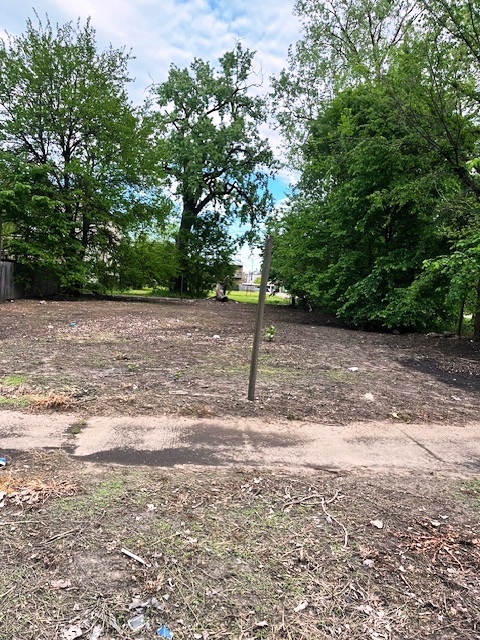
left=1, top=299, right=480, bottom=639
left=0, top=301, right=480, bottom=423
left=0, top=297, right=479, bottom=423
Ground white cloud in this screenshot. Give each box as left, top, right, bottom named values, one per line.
left=42, top=0, right=300, bottom=90
left=2, top=0, right=300, bottom=123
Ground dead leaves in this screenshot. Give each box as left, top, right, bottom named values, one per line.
left=30, top=391, right=73, bottom=411
left=394, top=521, right=480, bottom=568
left=0, top=473, right=79, bottom=508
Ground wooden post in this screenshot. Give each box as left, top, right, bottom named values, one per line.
left=248, top=235, right=273, bottom=401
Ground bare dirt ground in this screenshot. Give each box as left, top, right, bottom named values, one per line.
left=0, top=297, right=479, bottom=423
left=1, top=451, right=480, bottom=640
left=1, top=298, right=480, bottom=639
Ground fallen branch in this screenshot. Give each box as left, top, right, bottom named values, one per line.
left=283, top=493, right=323, bottom=509
left=121, top=547, right=149, bottom=566
left=321, top=494, right=349, bottom=548
left=41, top=528, right=80, bottom=546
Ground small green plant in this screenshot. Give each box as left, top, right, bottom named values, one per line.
left=69, top=419, right=87, bottom=435
left=264, top=325, right=276, bottom=342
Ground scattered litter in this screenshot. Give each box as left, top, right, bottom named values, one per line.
left=128, top=597, right=152, bottom=611
left=430, top=520, right=441, bottom=528
left=61, top=625, right=83, bottom=640
left=363, top=392, right=375, bottom=401
left=90, top=625, right=102, bottom=640
left=121, top=547, right=149, bottom=566
left=128, top=614, right=145, bottom=632
left=254, top=621, right=268, bottom=628
left=212, top=334, right=221, bottom=339
left=370, top=519, right=384, bottom=529
left=0, top=457, right=6, bottom=468
left=39, top=300, right=46, bottom=304
left=69, top=322, right=77, bottom=327
left=363, top=558, right=375, bottom=567
left=146, top=503, right=156, bottom=512
left=128, top=598, right=143, bottom=610
left=451, top=395, right=461, bottom=401
left=47, top=324, right=54, bottom=329
left=348, top=367, right=358, bottom=372
left=50, top=579, right=71, bottom=589
left=390, top=411, right=399, bottom=419
left=294, top=601, right=308, bottom=612
left=156, top=625, right=173, bottom=638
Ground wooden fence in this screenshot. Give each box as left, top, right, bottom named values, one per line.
left=0, top=260, right=23, bottom=303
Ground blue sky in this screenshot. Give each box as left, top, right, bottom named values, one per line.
left=1, top=0, right=300, bottom=268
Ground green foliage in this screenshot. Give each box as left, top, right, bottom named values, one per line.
left=272, top=0, right=480, bottom=337
left=0, top=15, right=161, bottom=291
left=264, top=325, right=277, bottom=342
left=97, top=235, right=180, bottom=292
left=181, top=212, right=237, bottom=297
left=149, top=44, right=277, bottom=293
left=272, top=82, right=464, bottom=331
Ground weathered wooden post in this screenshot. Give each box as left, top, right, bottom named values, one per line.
left=248, top=235, right=273, bottom=401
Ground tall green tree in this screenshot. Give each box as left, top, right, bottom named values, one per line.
left=272, top=0, right=419, bottom=156
left=273, top=0, right=480, bottom=337
left=272, top=83, right=470, bottom=330
left=0, top=15, right=161, bottom=290
left=149, top=44, right=277, bottom=293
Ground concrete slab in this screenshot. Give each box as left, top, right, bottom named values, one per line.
left=1, top=410, right=479, bottom=473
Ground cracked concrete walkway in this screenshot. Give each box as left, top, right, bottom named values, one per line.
left=1, top=410, right=480, bottom=473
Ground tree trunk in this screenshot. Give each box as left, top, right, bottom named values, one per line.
left=172, top=200, right=197, bottom=293
left=457, top=297, right=466, bottom=338
left=474, top=281, right=480, bottom=341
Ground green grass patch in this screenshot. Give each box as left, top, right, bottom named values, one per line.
left=111, top=287, right=290, bottom=305
left=1, top=374, right=28, bottom=387
left=114, top=287, right=154, bottom=296
left=227, top=290, right=289, bottom=305
left=0, top=396, right=31, bottom=408
left=460, top=479, right=480, bottom=508
left=114, top=287, right=199, bottom=299
left=326, top=369, right=359, bottom=383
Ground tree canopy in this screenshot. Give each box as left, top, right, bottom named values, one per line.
left=149, top=43, right=277, bottom=294
left=0, top=16, right=163, bottom=291
left=271, top=0, right=480, bottom=339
